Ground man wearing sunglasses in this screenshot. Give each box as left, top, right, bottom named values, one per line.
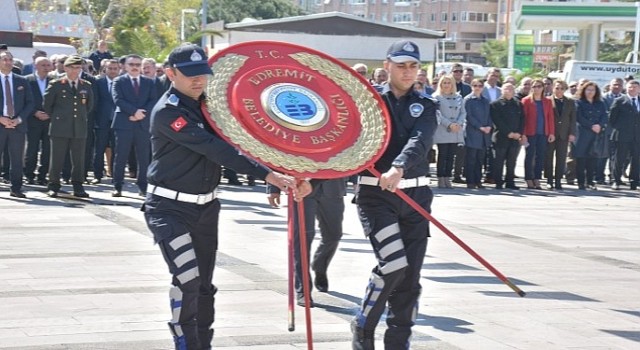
left=111, top=54, right=158, bottom=197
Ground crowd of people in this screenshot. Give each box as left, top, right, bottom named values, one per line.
left=2, top=37, right=637, bottom=350
left=354, top=61, right=639, bottom=192
left=0, top=41, right=175, bottom=198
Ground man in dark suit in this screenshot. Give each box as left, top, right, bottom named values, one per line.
left=600, top=78, right=624, bottom=185
left=544, top=80, right=577, bottom=190
left=111, top=54, right=157, bottom=197
left=43, top=55, right=94, bottom=198
left=80, top=59, right=99, bottom=182
left=91, top=59, right=119, bottom=184
left=0, top=51, right=35, bottom=198
left=609, top=80, right=640, bottom=190
left=24, top=56, right=53, bottom=186
left=490, top=82, right=524, bottom=190
left=268, top=179, right=346, bottom=307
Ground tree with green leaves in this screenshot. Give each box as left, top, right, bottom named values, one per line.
left=480, top=39, right=508, bottom=68
left=208, top=0, right=305, bottom=23
left=599, top=32, right=633, bottom=63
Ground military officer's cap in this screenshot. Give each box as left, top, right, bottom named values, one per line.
left=386, top=40, right=420, bottom=64
left=168, top=43, right=212, bottom=77
left=64, top=55, right=83, bottom=66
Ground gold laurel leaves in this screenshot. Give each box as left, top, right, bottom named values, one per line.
left=205, top=52, right=387, bottom=174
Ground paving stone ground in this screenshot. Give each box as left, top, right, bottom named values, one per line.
left=1, top=171, right=638, bottom=349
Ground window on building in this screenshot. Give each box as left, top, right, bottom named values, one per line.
left=395, top=0, right=411, bottom=5
left=352, top=0, right=366, bottom=4
left=393, top=12, right=413, bottom=23
left=382, top=13, right=388, bottom=22
left=451, top=12, right=457, bottom=22
left=430, top=13, right=436, bottom=22
left=441, top=12, right=448, bottom=22
left=460, top=11, right=466, bottom=21
left=465, top=43, right=471, bottom=51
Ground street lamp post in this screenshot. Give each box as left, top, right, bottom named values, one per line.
left=181, top=8, right=197, bottom=42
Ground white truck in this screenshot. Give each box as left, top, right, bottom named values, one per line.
left=562, top=60, right=640, bottom=88
left=10, top=42, right=77, bottom=66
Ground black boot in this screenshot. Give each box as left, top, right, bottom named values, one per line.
left=72, top=182, right=89, bottom=198
left=351, top=319, right=375, bottom=350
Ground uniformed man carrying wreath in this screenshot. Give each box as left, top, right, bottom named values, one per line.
left=44, top=55, right=94, bottom=198
left=352, top=40, right=437, bottom=350
left=143, top=43, right=310, bottom=350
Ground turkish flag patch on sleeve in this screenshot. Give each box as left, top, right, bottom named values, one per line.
left=170, top=116, right=187, bottom=132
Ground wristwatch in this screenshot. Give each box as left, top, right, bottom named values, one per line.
left=391, top=161, right=405, bottom=171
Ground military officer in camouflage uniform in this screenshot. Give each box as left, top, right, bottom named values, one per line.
left=44, top=55, right=94, bottom=198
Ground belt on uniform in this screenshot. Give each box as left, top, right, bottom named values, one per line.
left=149, top=185, right=217, bottom=205
left=358, top=176, right=431, bottom=189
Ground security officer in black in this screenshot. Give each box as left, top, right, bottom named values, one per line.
left=43, top=55, right=94, bottom=197
left=143, top=43, right=309, bottom=350
left=351, top=40, right=437, bottom=350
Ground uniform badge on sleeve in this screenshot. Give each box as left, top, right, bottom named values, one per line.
left=409, top=103, right=424, bottom=118
left=171, top=116, right=188, bottom=132
left=167, top=94, right=180, bottom=106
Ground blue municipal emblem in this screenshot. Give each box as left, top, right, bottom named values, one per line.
left=262, top=83, right=328, bottom=131
left=409, top=103, right=424, bottom=118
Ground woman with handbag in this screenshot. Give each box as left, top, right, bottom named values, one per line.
left=574, top=81, right=608, bottom=190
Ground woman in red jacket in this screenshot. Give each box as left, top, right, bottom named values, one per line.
left=521, top=79, right=556, bottom=189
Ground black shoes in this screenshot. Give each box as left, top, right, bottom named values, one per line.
left=314, top=272, right=329, bottom=293
left=138, top=190, right=147, bottom=197
left=452, top=177, right=465, bottom=184
left=351, top=320, right=375, bottom=350
left=505, top=183, right=520, bottom=190
left=47, top=190, right=58, bottom=198
left=26, top=178, right=35, bottom=185
left=612, top=182, right=620, bottom=190
left=73, top=191, right=89, bottom=198
left=111, top=190, right=122, bottom=197
left=10, top=191, right=26, bottom=198
left=72, top=184, right=89, bottom=198
left=296, top=293, right=314, bottom=308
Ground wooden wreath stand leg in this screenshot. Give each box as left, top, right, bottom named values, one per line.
left=287, top=192, right=314, bottom=349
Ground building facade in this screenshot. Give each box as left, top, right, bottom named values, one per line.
left=301, top=0, right=501, bottom=65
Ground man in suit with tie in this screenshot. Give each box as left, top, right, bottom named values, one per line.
left=601, top=78, right=625, bottom=185
left=91, top=59, right=119, bottom=184
left=609, top=79, right=640, bottom=190
left=24, top=56, right=53, bottom=186
left=111, top=54, right=157, bottom=197
left=544, top=80, right=577, bottom=190
left=43, top=55, right=94, bottom=198
left=0, top=51, right=35, bottom=198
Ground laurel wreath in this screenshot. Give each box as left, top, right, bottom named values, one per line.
left=205, top=52, right=387, bottom=174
